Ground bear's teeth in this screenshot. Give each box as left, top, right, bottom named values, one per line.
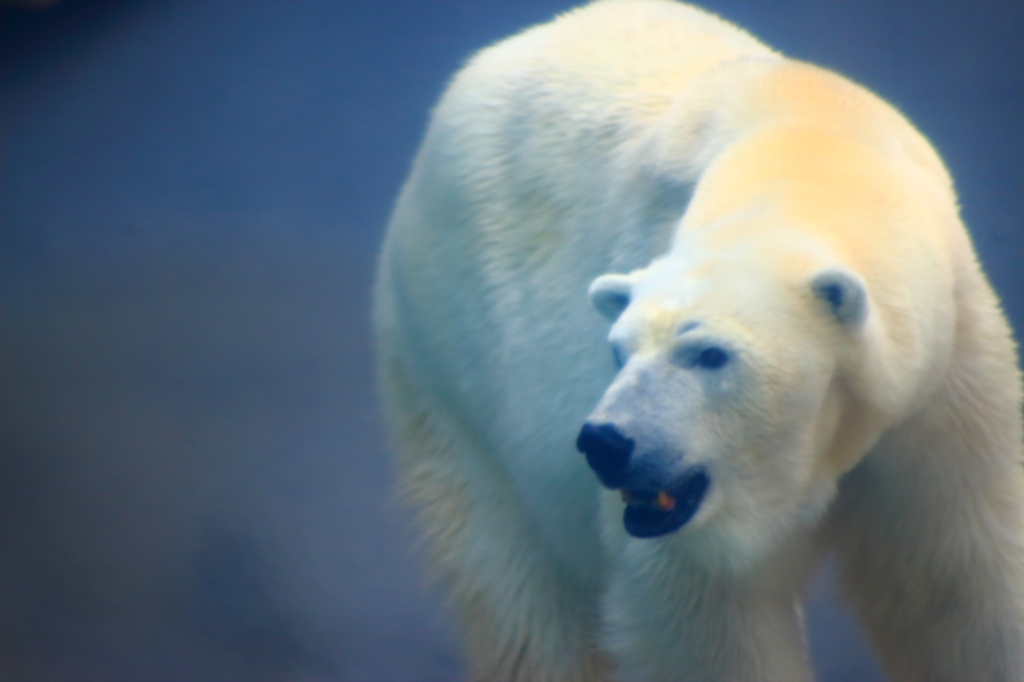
left=656, top=491, right=676, bottom=511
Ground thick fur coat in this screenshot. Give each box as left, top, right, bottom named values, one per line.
left=373, top=2, right=1024, bottom=680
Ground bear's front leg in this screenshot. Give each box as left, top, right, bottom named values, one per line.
left=829, top=403, right=1024, bottom=682
left=599, top=502, right=816, bottom=682
left=828, top=310, right=1024, bottom=682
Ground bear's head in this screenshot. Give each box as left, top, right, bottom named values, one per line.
left=577, top=229, right=883, bottom=556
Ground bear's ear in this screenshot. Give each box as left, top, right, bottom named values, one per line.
left=589, top=273, right=634, bottom=321
left=811, top=268, right=868, bottom=327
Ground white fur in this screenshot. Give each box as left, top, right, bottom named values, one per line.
left=373, top=1, right=1024, bottom=680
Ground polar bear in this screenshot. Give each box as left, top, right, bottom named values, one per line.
left=373, top=1, right=1024, bottom=680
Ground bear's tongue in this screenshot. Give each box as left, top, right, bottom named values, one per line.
left=619, top=468, right=711, bottom=539
left=620, top=489, right=676, bottom=511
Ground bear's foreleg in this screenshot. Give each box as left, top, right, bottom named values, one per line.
left=600, top=514, right=817, bottom=682
left=829, top=304, right=1024, bottom=682
left=380, top=356, right=610, bottom=682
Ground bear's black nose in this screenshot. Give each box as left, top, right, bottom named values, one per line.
left=576, top=422, right=634, bottom=489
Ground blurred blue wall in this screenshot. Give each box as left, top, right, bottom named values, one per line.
left=1, top=1, right=1020, bottom=680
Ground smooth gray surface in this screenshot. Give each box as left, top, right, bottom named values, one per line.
left=1, top=1, right=1020, bottom=680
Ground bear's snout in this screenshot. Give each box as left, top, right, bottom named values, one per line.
left=577, top=421, right=711, bottom=538
left=576, top=422, right=634, bottom=489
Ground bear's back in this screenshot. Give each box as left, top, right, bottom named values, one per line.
left=460, top=0, right=774, bottom=112
left=430, top=0, right=779, bottom=211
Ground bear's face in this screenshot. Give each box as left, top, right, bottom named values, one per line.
left=577, top=238, right=870, bottom=550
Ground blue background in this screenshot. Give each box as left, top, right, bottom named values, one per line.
left=1, top=0, right=1020, bottom=680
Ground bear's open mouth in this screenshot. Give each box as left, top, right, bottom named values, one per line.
left=618, top=468, right=710, bottom=539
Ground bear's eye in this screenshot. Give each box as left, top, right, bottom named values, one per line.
left=694, top=346, right=729, bottom=370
